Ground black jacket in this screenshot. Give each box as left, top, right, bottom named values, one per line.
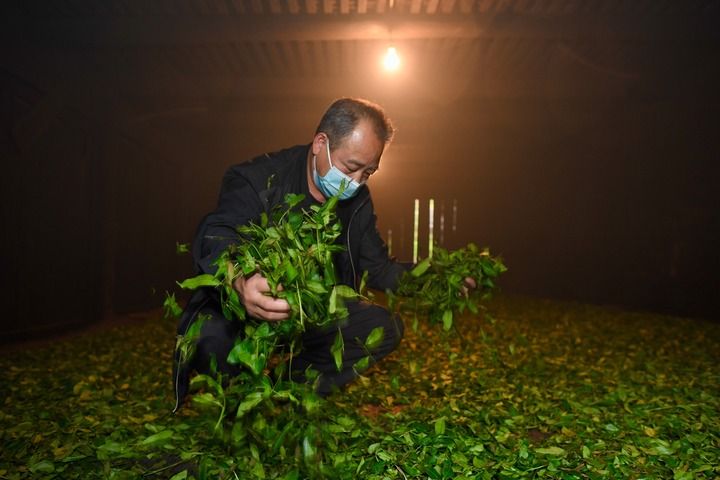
left=173, top=144, right=405, bottom=411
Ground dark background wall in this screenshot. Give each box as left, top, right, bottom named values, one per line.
left=1, top=1, right=719, bottom=341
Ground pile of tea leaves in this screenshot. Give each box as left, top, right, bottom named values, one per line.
left=1, top=295, right=718, bottom=479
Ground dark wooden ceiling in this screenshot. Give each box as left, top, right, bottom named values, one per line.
left=3, top=0, right=718, bottom=102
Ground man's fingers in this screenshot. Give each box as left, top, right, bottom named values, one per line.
left=254, top=308, right=290, bottom=322
left=458, top=277, right=477, bottom=297
left=256, top=295, right=291, bottom=313
left=240, top=273, right=291, bottom=321
left=248, top=291, right=290, bottom=321
left=248, top=274, right=271, bottom=291
left=249, top=299, right=290, bottom=322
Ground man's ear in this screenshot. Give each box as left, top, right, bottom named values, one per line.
left=311, top=133, right=327, bottom=156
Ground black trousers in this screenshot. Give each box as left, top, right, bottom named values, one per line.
left=190, top=301, right=404, bottom=396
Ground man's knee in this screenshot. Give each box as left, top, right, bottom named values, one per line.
left=360, top=303, right=404, bottom=355
left=192, top=309, right=240, bottom=376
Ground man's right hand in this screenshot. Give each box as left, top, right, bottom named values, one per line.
left=233, top=273, right=291, bottom=322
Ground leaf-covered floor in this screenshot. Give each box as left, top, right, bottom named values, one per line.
left=1, top=295, right=719, bottom=479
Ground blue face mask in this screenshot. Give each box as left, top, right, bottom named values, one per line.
left=312, top=138, right=363, bottom=200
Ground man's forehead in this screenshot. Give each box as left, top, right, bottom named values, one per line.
left=336, top=141, right=382, bottom=164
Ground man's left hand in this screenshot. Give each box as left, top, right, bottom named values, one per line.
left=461, top=277, right=477, bottom=296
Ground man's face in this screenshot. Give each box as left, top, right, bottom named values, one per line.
left=313, top=119, right=384, bottom=185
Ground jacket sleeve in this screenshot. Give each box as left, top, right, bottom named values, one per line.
left=192, top=166, right=265, bottom=275
left=356, top=201, right=410, bottom=292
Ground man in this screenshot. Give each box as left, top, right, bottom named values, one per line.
left=173, top=98, right=408, bottom=411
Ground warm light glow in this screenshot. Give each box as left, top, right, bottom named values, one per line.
left=383, top=46, right=401, bottom=72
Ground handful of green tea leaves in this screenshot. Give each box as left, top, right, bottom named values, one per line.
left=177, top=192, right=358, bottom=332
left=389, top=243, right=507, bottom=332
left=166, top=193, right=361, bottom=475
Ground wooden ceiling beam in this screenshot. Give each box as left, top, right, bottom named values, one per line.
left=8, top=12, right=714, bottom=48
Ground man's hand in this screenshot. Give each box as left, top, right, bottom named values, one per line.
left=233, top=273, right=291, bottom=322
left=461, top=276, right=477, bottom=297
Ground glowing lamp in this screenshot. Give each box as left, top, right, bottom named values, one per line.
left=383, top=46, right=401, bottom=72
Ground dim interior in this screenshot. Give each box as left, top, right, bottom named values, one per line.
left=2, top=2, right=718, bottom=335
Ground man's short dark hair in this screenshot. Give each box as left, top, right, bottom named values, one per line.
left=315, top=97, right=395, bottom=149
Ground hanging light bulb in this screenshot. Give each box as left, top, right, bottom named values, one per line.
left=383, top=46, right=401, bottom=72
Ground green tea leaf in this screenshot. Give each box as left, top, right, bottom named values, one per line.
left=163, top=292, right=183, bottom=318
left=175, top=242, right=190, bottom=254
left=410, top=257, right=431, bottom=277
left=302, top=393, right=322, bottom=414
left=582, top=445, right=591, bottom=459
left=354, top=356, right=370, bottom=372
left=302, top=436, right=316, bottom=461
left=192, top=392, right=223, bottom=409
left=29, top=460, right=55, bottom=474
left=251, top=461, right=266, bottom=479
left=359, top=270, right=369, bottom=295
left=329, top=286, right=338, bottom=314
left=227, top=338, right=255, bottom=369
left=140, top=429, right=173, bottom=446
left=331, top=331, right=344, bottom=372
left=281, top=470, right=300, bottom=480
left=237, top=392, right=264, bottom=418
left=364, top=327, right=384, bottom=351
left=306, top=280, right=327, bottom=294
left=284, top=193, right=305, bottom=209
left=177, top=274, right=221, bottom=290
left=169, top=470, right=188, bottom=480
left=283, top=260, right=299, bottom=283
left=434, top=417, right=446, bottom=435
left=442, top=309, right=453, bottom=331
left=535, top=446, right=566, bottom=456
